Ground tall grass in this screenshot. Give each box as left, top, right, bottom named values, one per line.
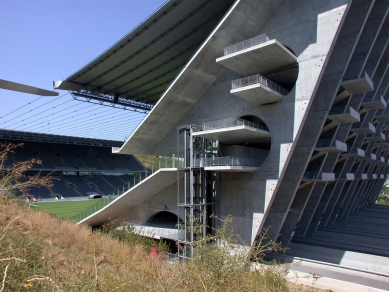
left=0, top=195, right=323, bottom=291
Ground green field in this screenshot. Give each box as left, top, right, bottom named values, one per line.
left=36, top=199, right=104, bottom=220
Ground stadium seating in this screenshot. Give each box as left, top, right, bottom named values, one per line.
left=0, top=138, right=144, bottom=199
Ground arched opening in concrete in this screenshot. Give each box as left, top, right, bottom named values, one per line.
left=146, top=211, right=181, bottom=229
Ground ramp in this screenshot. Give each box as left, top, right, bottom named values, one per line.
left=78, top=168, right=181, bottom=226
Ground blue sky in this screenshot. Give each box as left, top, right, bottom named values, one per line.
left=0, top=0, right=167, bottom=141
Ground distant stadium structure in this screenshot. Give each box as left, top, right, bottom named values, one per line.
left=53, top=0, right=389, bottom=281
left=1, top=129, right=145, bottom=200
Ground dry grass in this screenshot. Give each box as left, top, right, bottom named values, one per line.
left=0, top=196, right=328, bottom=292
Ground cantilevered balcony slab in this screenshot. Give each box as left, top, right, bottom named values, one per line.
left=362, top=95, right=386, bottom=111
left=315, top=140, right=347, bottom=153
left=361, top=174, right=368, bottom=180
left=372, top=174, right=378, bottom=179
left=351, top=122, right=375, bottom=135
left=341, top=148, right=365, bottom=158
left=230, top=74, right=287, bottom=104
left=193, top=123, right=269, bottom=144
left=341, top=72, right=374, bottom=94
left=365, top=132, right=385, bottom=141
left=216, top=36, right=297, bottom=77
left=380, top=174, right=385, bottom=179
left=327, top=106, right=360, bottom=124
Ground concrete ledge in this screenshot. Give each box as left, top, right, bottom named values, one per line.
left=362, top=96, right=387, bottom=111
left=341, top=72, right=374, bottom=94
left=328, top=106, right=360, bottom=124
left=342, top=148, right=365, bottom=158
left=351, top=122, right=375, bottom=134
left=315, top=140, right=347, bottom=152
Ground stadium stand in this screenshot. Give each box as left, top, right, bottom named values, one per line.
left=0, top=130, right=145, bottom=200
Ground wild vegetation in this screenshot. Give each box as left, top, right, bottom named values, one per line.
left=1, top=196, right=328, bottom=291
left=0, top=143, right=326, bottom=291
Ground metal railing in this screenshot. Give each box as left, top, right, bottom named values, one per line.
left=71, top=155, right=183, bottom=222
left=224, top=33, right=270, bottom=56
left=193, top=156, right=260, bottom=168
left=197, top=118, right=269, bottom=132
left=231, top=74, right=289, bottom=95
left=71, top=171, right=153, bottom=222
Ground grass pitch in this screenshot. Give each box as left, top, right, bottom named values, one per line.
left=36, top=199, right=104, bottom=220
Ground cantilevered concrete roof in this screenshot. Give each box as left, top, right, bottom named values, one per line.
left=115, top=0, right=285, bottom=154
left=54, top=0, right=235, bottom=107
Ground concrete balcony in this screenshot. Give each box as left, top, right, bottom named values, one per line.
left=193, top=156, right=259, bottom=172
left=341, top=147, right=365, bottom=158
left=361, top=174, right=368, bottom=180
left=380, top=174, right=385, bottom=179
left=372, top=174, right=378, bottom=179
left=327, top=106, right=360, bottom=124
left=302, top=171, right=335, bottom=182
left=341, top=72, right=374, bottom=94
left=351, top=122, right=375, bottom=135
left=315, top=139, right=347, bottom=153
left=365, top=132, right=385, bottom=142
left=380, top=156, right=385, bottom=163
left=216, top=34, right=297, bottom=76
left=192, top=118, right=270, bottom=143
left=230, top=74, right=288, bottom=104
left=362, top=95, right=386, bottom=111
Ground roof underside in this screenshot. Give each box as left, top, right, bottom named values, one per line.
left=56, top=0, right=235, bottom=107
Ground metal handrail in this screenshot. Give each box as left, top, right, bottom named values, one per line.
left=71, top=171, right=150, bottom=222
left=193, top=156, right=260, bottom=168
left=196, top=118, right=269, bottom=132
left=231, top=74, right=289, bottom=95
left=224, top=33, right=270, bottom=56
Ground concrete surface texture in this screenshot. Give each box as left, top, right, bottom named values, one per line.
left=76, top=0, right=389, bottom=286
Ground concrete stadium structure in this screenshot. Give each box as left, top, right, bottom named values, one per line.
left=55, top=0, right=389, bottom=288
